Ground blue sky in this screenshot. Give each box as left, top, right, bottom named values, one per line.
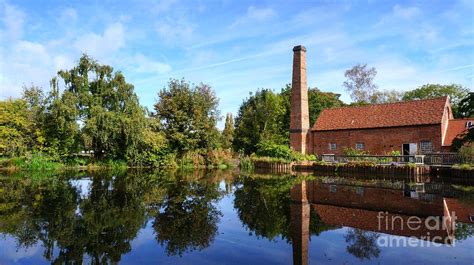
left=0, top=0, right=473, bottom=128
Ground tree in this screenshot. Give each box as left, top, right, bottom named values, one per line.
left=154, top=79, right=220, bottom=157
left=344, top=228, right=381, bottom=260
left=0, top=99, right=32, bottom=156
left=233, top=89, right=286, bottom=155
left=370, top=89, right=404, bottom=104
left=458, top=92, right=474, bottom=118
left=55, top=54, right=146, bottom=160
left=42, top=82, right=81, bottom=159
left=402, top=84, right=469, bottom=117
left=343, top=64, right=378, bottom=104
left=451, top=93, right=474, bottom=151
left=221, top=113, right=234, bottom=149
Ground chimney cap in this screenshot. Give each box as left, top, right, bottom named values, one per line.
left=293, top=45, right=306, bottom=52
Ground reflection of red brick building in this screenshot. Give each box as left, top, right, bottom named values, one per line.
left=289, top=45, right=473, bottom=156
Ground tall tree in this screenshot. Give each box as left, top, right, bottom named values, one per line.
left=222, top=113, right=234, bottom=149
left=54, top=54, right=146, bottom=160
left=154, top=78, right=220, bottom=157
left=42, top=81, right=81, bottom=158
left=343, top=64, right=378, bottom=104
left=370, top=90, right=404, bottom=104
left=0, top=99, right=32, bottom=156
left=233, top=89, right=286, bottom=155
left=458, top=92, right=474, bottom=118
left=402, top=84, right=469, bottom=117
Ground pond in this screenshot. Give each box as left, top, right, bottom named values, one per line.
left=0, top=170, right=473, bottom=264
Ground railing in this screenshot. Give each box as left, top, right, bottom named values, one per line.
left=321, top=153, right=465, bottom=166
left=424, top=153, right=463, bottom=165
left=321, top=154, right=425, bottom=165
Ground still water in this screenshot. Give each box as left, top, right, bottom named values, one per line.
left=0, top=170, right=473, bottom=264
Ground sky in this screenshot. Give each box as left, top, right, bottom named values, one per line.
left=0, top=0, right=473, bottom=128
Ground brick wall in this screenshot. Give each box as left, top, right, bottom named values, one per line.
left=312, top=124, right=442, bottom=155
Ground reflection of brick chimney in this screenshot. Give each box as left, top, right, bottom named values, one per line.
left=290, top=45, right=311, bottom=154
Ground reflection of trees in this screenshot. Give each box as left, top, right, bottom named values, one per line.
left=0, top=171, right=160, bottom=264
left=152, top=175, right=222, bottom=256
left=233, top=176, right=294, bottom=240
left=455, top=223, right=474, bottom=241
left=344, top=228, right=380, bottom=260
left=233, top=177, right=335, bottom=241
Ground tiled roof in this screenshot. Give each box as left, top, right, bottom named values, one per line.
left=443, top=119, right=473, bottom=146
left=312, top=96, right=448, bottom=131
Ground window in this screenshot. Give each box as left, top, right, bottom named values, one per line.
left=329, top=143, right=337, bottom=150
left=467, top=121, right=473, bottom=129
left=355, top=143, right=365, bottom=150
left=420, top=141, right=433, bottom=153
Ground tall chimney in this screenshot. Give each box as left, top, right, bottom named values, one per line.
left=290, top=45, right=310, bottom=154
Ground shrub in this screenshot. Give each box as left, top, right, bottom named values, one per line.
left=459, top=144, right=474, bottom=164
left=453, top=163, right=473, bottom=170
left=207, top=148, right=234, bottom=168
left=256, top=141, right=295, bottom=161
left=343, top=148, right=367, bottom=156
left=179, top=151, right=205, bottom=169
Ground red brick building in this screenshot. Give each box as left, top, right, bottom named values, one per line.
left=289, top=45, right=473, bottom=156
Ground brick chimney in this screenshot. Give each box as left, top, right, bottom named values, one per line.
left=290, top=45, right=311, bottom=154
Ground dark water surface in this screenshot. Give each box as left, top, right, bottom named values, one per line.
left=0, top=170, right=473, bottom=264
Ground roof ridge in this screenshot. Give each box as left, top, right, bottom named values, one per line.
left=323, top=96, right=448, bottom=111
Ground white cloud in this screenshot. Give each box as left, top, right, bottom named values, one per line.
left=230, top=6, right=276, bottom=28
left=155, top=18, right=193, bottom=44
left=59, top=7, right=78, bottom=24
left=132, top=53, right=172, bottom=74
left=74, top=22, right=125, bottom=59
left=0, top=2, right=25, bottom=40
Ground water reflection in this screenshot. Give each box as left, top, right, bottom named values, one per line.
left=0, top=171, right=472, bottom=264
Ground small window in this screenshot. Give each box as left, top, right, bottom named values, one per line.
left=355, top=143, right=365, bottom=150
left=420, top=141, right=433, bottom=153
left=329, top=143, right=337, bottom=150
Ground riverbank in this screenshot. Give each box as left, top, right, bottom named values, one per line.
left=0, top=153, right=236, bottom=173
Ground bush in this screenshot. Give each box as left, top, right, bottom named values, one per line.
left=256, top=141, right=295, bottom=161
left=459, top=144, right=474, bottom=164
left=343, top=148, right=367, bottom=156
left=179, top=151, right=205, bottom=169
left=453, top=163, right=473, bottom=170
left=207, top=149, right=234, bottom=168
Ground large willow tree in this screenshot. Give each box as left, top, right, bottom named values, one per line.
left=54, top=54, right=145, bottom=160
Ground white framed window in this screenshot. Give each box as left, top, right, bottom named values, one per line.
left=420, top=141, right=433, bottom=153
left=329, top=143, right=337, bottom=150
left=355, top=143, right=365, bottom=150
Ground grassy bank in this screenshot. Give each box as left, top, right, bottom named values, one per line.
left=0, top=151, right=236, bottom=173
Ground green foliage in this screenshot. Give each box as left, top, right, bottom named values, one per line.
left=56, top=54, right=146, bottom=161
left=343, top=147, right=367, bottom=156
left=221, top=113, right=234, bottom=149
left=154, top=79, right=221, bottom=158
left=386, top=150, right=401, bottom=156
left=256, top=141, right=295, bottom=161
left=233, top=89, right=286, bottom=154
left=458, top=92, right=473, bottom=118
left=402, top=84, right=469, bottom=117
left=458, top=144, right=474, bottom=164
left=0, top=99, right=32, bottom=156
left=452, top=163, right=473, bottom=170
left=233, top=86, right=344, bottom=155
